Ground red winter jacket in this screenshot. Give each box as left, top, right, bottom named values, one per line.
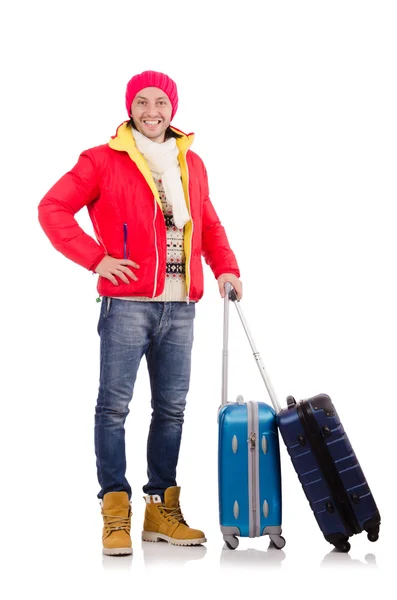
left=38, top=122, right=240, bottom=302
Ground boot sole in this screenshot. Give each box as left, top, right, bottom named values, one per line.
left=142, top=531, right=206, bottom=546
left=102, top=547, right=133, bottom=556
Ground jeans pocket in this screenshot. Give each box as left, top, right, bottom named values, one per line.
left=98, top=297, right=112, bottom=336
left=105, top=297, right=112, bottom=317
left=189, top=302, right=196, bottom=319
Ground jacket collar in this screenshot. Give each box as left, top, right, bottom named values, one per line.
left=108, top=121, right=194, bottom=204
left=108, top=121, right=194, bottom=158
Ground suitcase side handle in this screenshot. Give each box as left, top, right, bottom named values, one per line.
left=222, top=282, right=281, bottom=413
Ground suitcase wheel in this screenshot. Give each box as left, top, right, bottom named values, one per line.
left=368, top=531, right=379, bottom=542
left=224, top=535, right=239, bottom=550
left=269, top=535, right=286, bottom=550
left=334, top=540, right=350, bottom=553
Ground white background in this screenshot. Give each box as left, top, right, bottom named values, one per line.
left=1, top=0, right=396, bottom=597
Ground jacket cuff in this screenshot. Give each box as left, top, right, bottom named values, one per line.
left=215, top=268, right=241, bottom=279
left=89, top=253, right=106, bottom=273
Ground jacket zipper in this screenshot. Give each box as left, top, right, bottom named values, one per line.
left=184, top=153, right=193, bottom=304
left=298, top=401, right=360, bottom=535
left=123, top=223, right=129, bottom=259
left=247, top=401, right=259, bottom=537
left=152, top=197, right=159, bottom=298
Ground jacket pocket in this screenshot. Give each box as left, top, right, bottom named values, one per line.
left=123, top=223, right=129, bottom=259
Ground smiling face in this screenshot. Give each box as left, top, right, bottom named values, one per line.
left=130, top=86, right=173, bottom=143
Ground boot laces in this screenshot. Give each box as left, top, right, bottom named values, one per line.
left=163, top=504, right=188, bottom=526
left=102, top=512, right=131, bottom=537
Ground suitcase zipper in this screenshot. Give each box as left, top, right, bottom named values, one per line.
left=247, top=401, right=260, bottom=537
left=298, top=401, right=360, bottom=535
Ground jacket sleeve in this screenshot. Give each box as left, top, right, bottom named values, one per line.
left=200, top=161, right=240, bottom=279
left=38, top=149, right=106, bottom=271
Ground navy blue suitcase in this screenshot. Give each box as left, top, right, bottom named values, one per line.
left=278, top=394, right=381, bottom=552
left=218, top=284, right=285, bottom=550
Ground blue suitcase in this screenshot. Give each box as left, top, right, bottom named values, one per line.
left=278, top=394, right=381, bottom=552
left=218, top=284, right=285, bottom=550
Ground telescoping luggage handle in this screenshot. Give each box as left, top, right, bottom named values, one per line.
left=222, top=282, right=281, bottom=414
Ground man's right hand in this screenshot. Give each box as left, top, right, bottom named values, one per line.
left=95, top=256, right=140, bottom=286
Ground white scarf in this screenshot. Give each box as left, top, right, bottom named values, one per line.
left=132, top=128, right=190, bottom=229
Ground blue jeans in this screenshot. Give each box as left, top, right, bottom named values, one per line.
left=94, top=298, right=195, bottom=500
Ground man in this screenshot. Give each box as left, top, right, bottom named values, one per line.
left=38, top=70, right=242, bottom=556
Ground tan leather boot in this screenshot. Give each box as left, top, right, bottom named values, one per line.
left=101, top=491, right=132, bottom=555
left=142, top=486, right=206, bottom=546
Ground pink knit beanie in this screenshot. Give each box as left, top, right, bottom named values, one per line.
left=125, top=70, right=178, bottom=120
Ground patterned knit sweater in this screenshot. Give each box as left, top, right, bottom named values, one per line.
left=116, top=176, right=187, bottom=302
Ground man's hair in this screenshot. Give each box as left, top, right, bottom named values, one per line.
left=126, top=118, right=183, bottom=140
